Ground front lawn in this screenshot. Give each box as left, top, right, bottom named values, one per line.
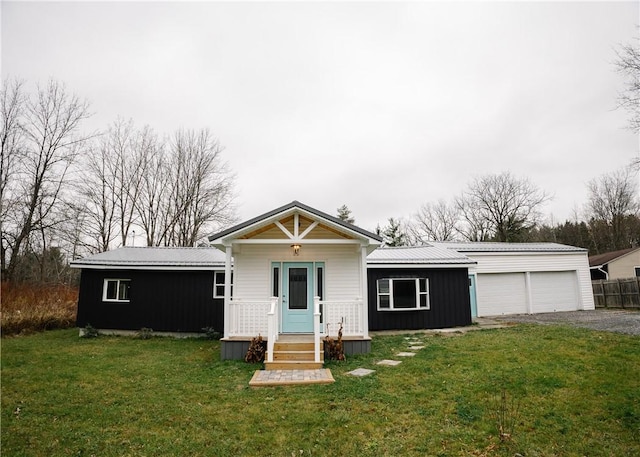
left=2, top=325, right=639, bottom=456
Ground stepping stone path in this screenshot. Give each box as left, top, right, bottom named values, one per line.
left=347, top=368, right=376, bottom=377
left=346, top=336, right=427, bottom=378
left=376, top=359, right=402, bottom=366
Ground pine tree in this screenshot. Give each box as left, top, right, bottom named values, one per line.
left=336, top=204, right=355, bottom=224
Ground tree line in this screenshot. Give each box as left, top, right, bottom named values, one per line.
left=367, top=168, right=639, bottom=254
left=1, top=79, right=236, bottom=283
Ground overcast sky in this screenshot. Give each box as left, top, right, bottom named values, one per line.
left=2, top=1, right=639, bottom=233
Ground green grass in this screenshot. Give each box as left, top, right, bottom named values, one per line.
left=2, top=325, right=639, bottom=456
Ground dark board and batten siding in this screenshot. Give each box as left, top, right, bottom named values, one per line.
left=76, top=269, right=223, bottom=333
left=367, top=268, right=472, bottom=331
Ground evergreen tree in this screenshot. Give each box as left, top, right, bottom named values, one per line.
left=336, top=204, right=355, bottom=224
left=377, top=218, right=407, bottom=247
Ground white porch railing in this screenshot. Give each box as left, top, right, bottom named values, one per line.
left=228, top=300, right=271, bottom=337
left=320, top=298, right=364, bottom=337
left=266, top=297, right=279, bottom=363
left=228, top=298, right=365, bottom=342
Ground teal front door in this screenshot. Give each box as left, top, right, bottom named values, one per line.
left=282, top=262, right=314, bottom=333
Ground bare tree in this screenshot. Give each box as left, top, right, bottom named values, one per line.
left=104, top=118, right=149, bottom=247
left=0, top=79, right=25, bottom=274
left=409, top=199, right=460, bottom=242
left=76, top=138, right=119, bottom=253
left=164, top=129, right=235, bottom=246
left=586, top=167, right=639, bottom=250
left=616, top=37, right=640, bottom=134
left=2, top=80, right=92, bottom=280
left=455, top=195, right=493, bottom=242
left=456, top=172, right=550, bottom=242
left=133, top=129, right=169, bottom=246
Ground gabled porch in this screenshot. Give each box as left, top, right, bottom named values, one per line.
left=208, top=201, right=381, bottom=363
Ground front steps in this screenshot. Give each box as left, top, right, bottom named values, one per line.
left=264, top=336, right=324, bottom=370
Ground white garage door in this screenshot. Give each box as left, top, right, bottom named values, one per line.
left=530, top=271, right=579, bottom=313
left=477, top=273, right=528, bottom=316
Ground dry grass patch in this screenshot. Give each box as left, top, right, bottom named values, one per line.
left=1, top=282, right=77, bottom=336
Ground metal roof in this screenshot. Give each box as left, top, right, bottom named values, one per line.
left=70, top=242, right=587, bottom=271
left=366, top=245, right=475, bottom=265
left=208, top=200, right=383, bottom=244
left=70, top=247, right=226, bottom=269
left=430, top=241, right=587, bottom=253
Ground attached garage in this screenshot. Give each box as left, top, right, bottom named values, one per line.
left=433, top=242, right=594, bottom=317
left=530, top=271, right=579, bottom=313
left=476, top=273, right=528, bottom=316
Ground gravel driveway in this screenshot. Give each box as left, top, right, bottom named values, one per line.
left=493, top=309, right=640, bottom=336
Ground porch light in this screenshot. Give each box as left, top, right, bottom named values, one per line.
left=291, top=244, right=301, bottom=256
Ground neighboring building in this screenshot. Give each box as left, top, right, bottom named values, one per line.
left=589, top=247, right=640, bottom=280
left=71, top=201, right=595, bottom=361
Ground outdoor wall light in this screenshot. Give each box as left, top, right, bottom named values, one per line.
left=291, top=244, right=301, bottom=256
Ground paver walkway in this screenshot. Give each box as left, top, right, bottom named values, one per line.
left=249, top=368, right=335, bottom=387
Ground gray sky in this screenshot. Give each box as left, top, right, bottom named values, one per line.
left=2, top=1, right=639, bottom=233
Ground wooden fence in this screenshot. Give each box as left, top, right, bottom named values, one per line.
left=592, top=278, right=640, bottom=309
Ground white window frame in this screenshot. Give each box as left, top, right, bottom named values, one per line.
left=102, top=279, right=131, bottom=302
left=214, top=270, right=233, bottom=298
left=377, top=278, right=430, bottom=311
left=634, top=266, right=640, bottom=277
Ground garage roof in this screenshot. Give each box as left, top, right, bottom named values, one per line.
left=432, top=242, right=587, bottom=253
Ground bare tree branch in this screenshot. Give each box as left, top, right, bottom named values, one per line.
left=3, top=79, right=92, bottom=280
left=456, top=171, right=550, bottom=242
left=409, top=199, right=460, bottom=242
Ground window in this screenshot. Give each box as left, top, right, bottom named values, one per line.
left=635, top=267, right=640, bottom=277
left=316, top=265, right=324, bottom=300
left=103, top=279, right=131, bottom=302
left=214, top=271, right=233, bottom=298
left=377, top=278, right=429, bottom=311
left=272, top=266, right=279, bottom=297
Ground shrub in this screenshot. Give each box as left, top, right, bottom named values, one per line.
left=136, top=327, right=154, bottom=339
left=80, top=323, right=99, bottom=338
left=201, top=327, right=222, bottom=340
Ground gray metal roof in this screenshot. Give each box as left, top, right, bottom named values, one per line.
left=367, top=245, right=475, bottom=265
left=70, top=247, right=226, bottom=269
left=431, top=241, right=587, bottom=253
left=70, top=242, right=586, bottom=271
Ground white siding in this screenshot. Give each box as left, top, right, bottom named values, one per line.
left=233, top=244, right=362, bottom=301
left=477, top=273, right=528, bottom=316
left=468, top=251, right=594, bottom=316
left=530, top=271, right=579, bottom=313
